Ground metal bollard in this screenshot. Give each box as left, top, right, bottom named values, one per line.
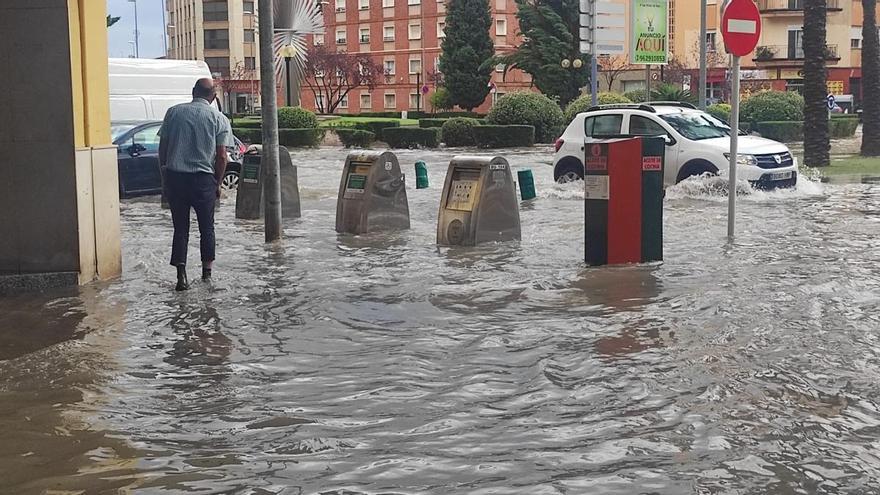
left=415, top=160, right=429, bottom=189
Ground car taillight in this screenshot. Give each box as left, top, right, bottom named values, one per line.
left=239, top=144, right=247, bottom=154
left=554, top=138, right=564, bottom=153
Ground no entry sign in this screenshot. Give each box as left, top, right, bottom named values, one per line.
left=721, top=0, right=762, bottom=57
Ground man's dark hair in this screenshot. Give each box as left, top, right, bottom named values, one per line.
left=193, top=78, right=215, bottom=99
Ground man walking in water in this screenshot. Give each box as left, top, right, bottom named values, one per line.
left=159, top=78, right=233, bottom=291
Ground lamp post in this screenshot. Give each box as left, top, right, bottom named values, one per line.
left=561, top=58, right=584, bottom=103
left=280, top=45, right=296, bottom=107
left=127, top=0, right=139, bottom=58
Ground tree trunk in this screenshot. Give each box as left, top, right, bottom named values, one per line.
left=862, top=0, right=880, bottom=155
left=802, top=0, right=830, bottom=167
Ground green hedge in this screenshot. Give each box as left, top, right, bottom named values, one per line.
left=433, top=111, right=482, bottom=118
left=382, top=127, right=440, bottom=148
left=741, top=91, right=804, bottom=126
left=829, top=117, right=859, bottom=138
left=486, top=92, right=565, bottom=143
left=441, top=117, right=481, bottom=147
left=233, top=128, right=262, bottom=144
left=352, top=120, right=400, bottom=140
left=472, top=125, right=535, bottom=148
left=707, top=103, right=731, bottom=123
left=278, top=106, right=319, bottom=129
left=233, top=120, right=262, bottom=129
left=564, top=93, right=633, bottom=124
left=419, top=118, right=448, bottom=128
left=335, top=129, right=375, bottom=148
left=234, top=127, right=325, bottom=146
left=755, top=121, right=803, bottom=143
left=355, top=111, right=401, bottom=118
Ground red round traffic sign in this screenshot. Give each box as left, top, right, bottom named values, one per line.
left=721, top=0, right=762, bottom=57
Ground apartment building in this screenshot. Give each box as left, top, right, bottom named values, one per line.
left=300, top=0, right=532, bottom=114
left=166, top=0, right=261, bottom=113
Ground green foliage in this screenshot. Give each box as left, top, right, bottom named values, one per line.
left=497, top=0, right=587, bottom=106
left=707, top=103, right=732, bottom=123
left=441, top=117, right=482, bottom=146
left=440, top=0, right=495, bottom=110
left=486, top=92, right=565, bottom=143
left=233, top=128, right=262, bottom=144
left=357, top=111, right=402, bottom=118
left=335, top=129, right=376, bottom=148
left=350, top=120, right=400, bottom=140
left=434, top=111, right=483, bottom=118
left=650, top=83, right=697, bottom=104
left=472, top=125, right=535, bottom=148
left=278, top=107, right=319, bottom=129
left=278, top=128, right=326, bottom=147
left=419, top=118, right=449, bottom=128
left=740, top=91, right=805, bottom=125
left=829, top=117, right=859, bottom=138
left=382, top=127, right=441, bottom=148
left=624, top=89, right=648, bottom=103
left=430, top=87, right=454, bottom=112
left=755, top=121, right=804, bottom=143
left=563, top=93, right=632, bottom=123
left=234, top=120, right=263, bottom=129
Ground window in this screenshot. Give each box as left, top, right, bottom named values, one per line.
left=852, top=27, right=863, bottom=49
left=315, top=34, right=325, bottom=45
left=409, top=93, right=421, bottom=109
left=409, top=23, right=422, bottom=40
left=383, top=0, right=394, bottom=6
left=409, top=57, right=422, bottom=74
left=205, top=56, right=230, bottom=76
left=131, top=124, right=161, bottom=152
left=315, top=94, right=326, bottom=109
left=706, top=31, right=717, bottom=52
left=384, top=26, right=395, bottom=41
left=629, top=116, right=668, bottom=137
left=360, top=0, right=370, bottom=9
left=245, top=57, right=256, bottom=70
left=335, top=0, right=346, bottom=12
left=384, top=93, right=396, bottom=109
left=243, top=1, right=254, bottom=14
left=360, top=93, right=372, bottom=109
left=408, top=0, right=420, bottom=4
left=495, top=63, right=505, bottom=72
left=706, top=81, right=722, bottom=103
left=359, top=27, right=370, bottom=43
left=244, top=29, right=255, bottom=43
left=623, top=80, right=646, bottom=92
left=203, top=0, right=228, bottom=22
left=585, top=114, right=623, bottom=137
left=437, top=21, right=446, bottom=38
left=340, top=95, right=349, bottom=108
left=496, top=19, right=507, bottom=36
left=337, top=29, right=347, bottom=44
left=384, top=60, right=395, bottom=74
left=204, top=29, right=230, bottom=49
left=788, top=29, right=804, bottom=58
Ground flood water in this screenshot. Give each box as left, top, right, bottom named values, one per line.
left=3, top=147, right=880, bottom=494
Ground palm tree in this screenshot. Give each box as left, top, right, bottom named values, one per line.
left=802, top=0, right=830, bottom=166
left=862, top=0, right=880, bottom=156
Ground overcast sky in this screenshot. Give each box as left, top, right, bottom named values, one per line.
left=107, top=0, right=166, bottom=59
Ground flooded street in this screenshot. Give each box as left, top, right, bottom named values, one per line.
left=3, top=146, right=880, bottom=494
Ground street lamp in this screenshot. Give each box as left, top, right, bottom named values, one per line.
left=127, top=0, right=139, bottom=58
left=561, top=58, right=584, bottom=69
left=279, top=44, right=297, bottom=107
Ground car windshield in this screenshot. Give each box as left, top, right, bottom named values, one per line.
left=659, top=112, right=730, bottom=141
left=111, top=124, right=137, bottom=142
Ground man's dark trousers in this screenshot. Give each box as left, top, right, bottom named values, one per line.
left=166, top=170, right=217, bottom=266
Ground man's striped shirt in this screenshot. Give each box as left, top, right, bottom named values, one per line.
left=159, top=98, right=233, bottom=175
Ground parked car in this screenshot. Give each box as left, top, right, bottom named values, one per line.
left=553, top=102, right=798, bottom=189
left=111, top=121, right=246, bottom=198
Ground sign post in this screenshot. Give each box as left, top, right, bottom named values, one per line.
left=720, top=0, right=761, bottom=239
left=630, top=0, right=669, bottom=98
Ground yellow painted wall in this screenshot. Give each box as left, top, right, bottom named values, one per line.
left=68, top=0, right=111, bottom=148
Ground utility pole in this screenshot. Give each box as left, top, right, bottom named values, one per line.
left=128, top=0, right=139, bottom=58
left=258, top=0, right=282, bottom=242
left=699, top=0, right=708, bottom=109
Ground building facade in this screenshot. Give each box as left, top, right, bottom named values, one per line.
left=166, top=0, right=262, bottom=113
left=300, top=0, right=532, bottom=114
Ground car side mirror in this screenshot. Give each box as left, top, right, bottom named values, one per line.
left=663, top=135, right=675, bottom=146
left=128, top=143, right=146, bottom=156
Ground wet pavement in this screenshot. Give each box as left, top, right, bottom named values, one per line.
left=3, top=146, right=880, bottom=494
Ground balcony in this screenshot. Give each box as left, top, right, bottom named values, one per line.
left=756, top=0, right=842, bottom=15
left=753, top=44, right=841, bottom=67
left=336, top=38, right=347, bottom=44
left=383, top=36, right=395, bottom=42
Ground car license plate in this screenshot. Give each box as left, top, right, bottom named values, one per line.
left=770, top=171, right=792, bottom=181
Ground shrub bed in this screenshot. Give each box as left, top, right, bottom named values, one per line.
left=623, top=89, right=648, bottom=103
left=382, top=127, right=440, bottom=148
left=829, top=117, right=859, bottom=138
left=335, top=129, right=375, bottom=148
left=741, top=91, right=804, bottom=126
left=755, top=121, right=803, bottom=143
left=486, top=92, right=564, bottom=143
left=351, top=120, right=400, bottom=140
left=441, top=117, right=481, bottom=147
left=419, top=118, right=448, bottom=128
left=564, top=93, right=632, bottom=124
left=472, top=125, right=535, bottom=148
left=278, top=128, right=325, bottom=147
left=233, top=128, right=262, bottom=144
left=233, top=119, right=262, bottom=129
left=278, top=106, right=319, bottom=129
left=707, top=103, right=731, bottom=123
left=355, top=111, right=401, bottom=118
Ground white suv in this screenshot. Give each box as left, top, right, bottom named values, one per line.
left=553, top=102, right=798, bottom=189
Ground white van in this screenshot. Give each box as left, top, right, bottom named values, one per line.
left=108, top=58, right=217, bottom=121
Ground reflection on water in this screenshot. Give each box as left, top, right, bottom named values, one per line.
left=3, top=148, right=880, bottom=493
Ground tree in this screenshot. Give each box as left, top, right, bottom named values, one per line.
left=802, top=0, right=830, bottom=166
left=498, top=0, right=587, bottom=107
left=107, top=15, right=121, bottom=28
left=302, top=45, right=384, bottom=114
left=439, top=0, right=494, bottom=110
left=599, top=55, right=630, bottom=91
left=862, top=0, right=880, bottom=156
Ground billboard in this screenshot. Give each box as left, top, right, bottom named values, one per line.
left=630, top=0, right=669, bottom=65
